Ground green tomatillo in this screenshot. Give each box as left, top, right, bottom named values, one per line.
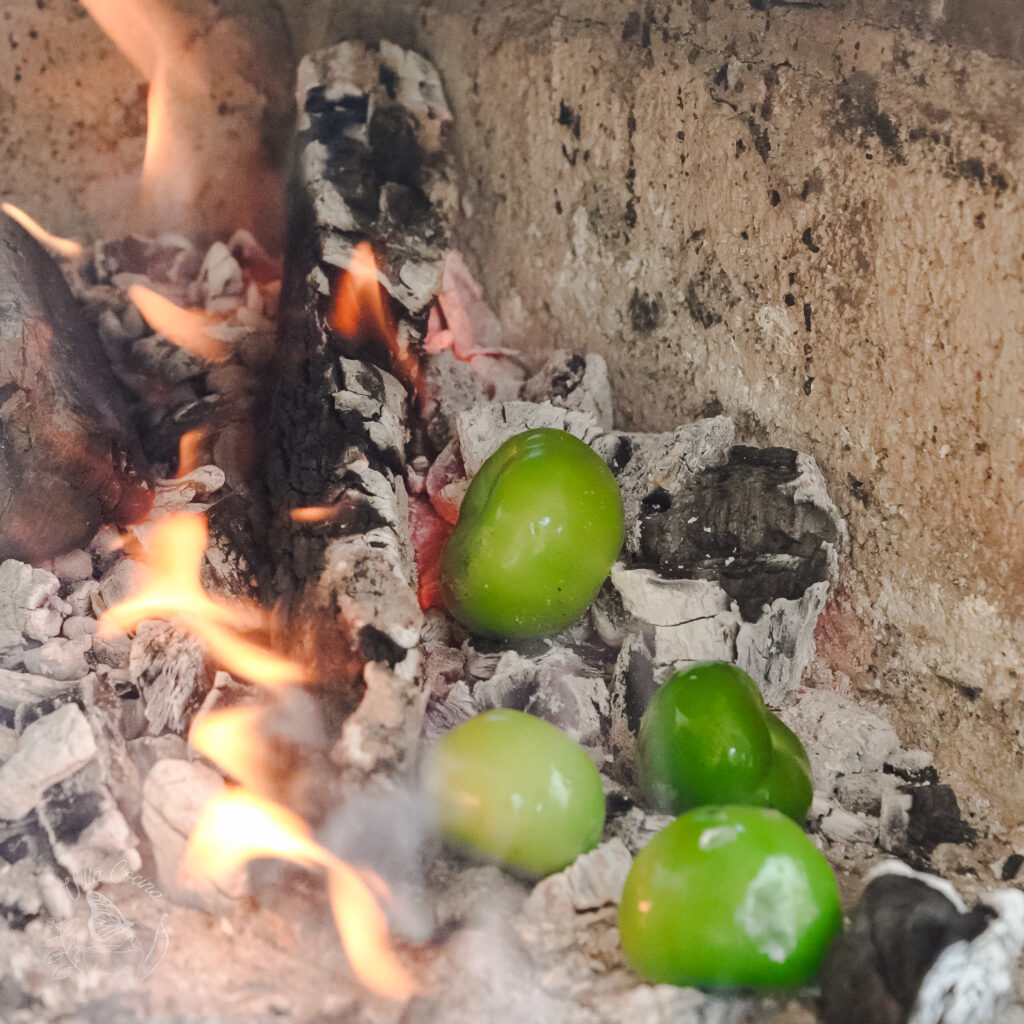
left=439, top=428, right=624, bottom=639
left=619, top=805, right=843, bottom=989
left=636, top=661, right=813, bottom=823
left=422, top=708, right=606, bottom=877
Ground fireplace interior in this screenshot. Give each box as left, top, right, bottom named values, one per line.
left=0, top=0, right=1023, bottom=1022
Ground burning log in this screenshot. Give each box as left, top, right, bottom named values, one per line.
left=266, top=41, right=459, bottom=776
left=0, top=215, right=153, bottom=563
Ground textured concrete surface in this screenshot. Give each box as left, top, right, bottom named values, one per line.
left=1, top=0, right=1022, bottom=831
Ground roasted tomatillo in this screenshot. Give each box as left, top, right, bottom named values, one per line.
left=439, top=428, right=624, bottom=639
left=636, top=661, right=813, bottom=823
left=423, top=709, right=605, bottom=877
left=619, top=805, right=843, bottom=989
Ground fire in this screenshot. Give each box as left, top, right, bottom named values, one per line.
left=1, top=203, right=84, bottom=259
left=176, top=428, right=206, bottom=478
left=128, top=284, right=228, bottom=362
left=97, top=512, right=309, bottom=687
left=184, top=787, right=417, bottom=1000
left=331, top=243, right=420, bottom=388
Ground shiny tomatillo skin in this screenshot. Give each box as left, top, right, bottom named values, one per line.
left=636, top=661, right=813, bottom=823
left=422, top=709, right=606, bottom=877
left=439, top=428, right=624, bottom=639
left=619, top=805, right=843, bottom=989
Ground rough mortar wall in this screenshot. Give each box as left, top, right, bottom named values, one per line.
left=0, top=0, right=1022, bottom=835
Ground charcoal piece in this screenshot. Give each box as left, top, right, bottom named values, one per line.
left=14, top=688, right=84, bottom=732
left=906, top=784, right=977, bottom=855
left=820, top=863, right=1024, bottom=1024
left=0, top=666, right=74, bottom=711
left=0, top=811, right=49, bottom=864
left=0, top=702, right=96, bottom=820
left=81, top=672, right=142, bottom=827
left=0, top=215, right=152, bottom=562
left=520, top=350, right=614, bottom=430
left=639, top=445, right=843, bottom=622
left=38, top=760, right=140, bottom=879
left=129, top=621, right=211, bottom=736
left=0, top=561, right=64, bottom=651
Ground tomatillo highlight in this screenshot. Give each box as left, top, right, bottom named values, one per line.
left=636, top=661, right=813, bottom=823
left=619, top=805, right=843, bottom=989
left=423, top=709, right=605, bottom=877
left=439, top=428, right=624, bottom=639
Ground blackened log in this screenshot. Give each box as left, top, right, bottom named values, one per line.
left=265, top=42, right=457, bottom=775
left=0, top=215, right=152, bottom=562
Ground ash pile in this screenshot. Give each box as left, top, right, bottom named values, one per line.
left=0, top=37, right=1021, bottom=1024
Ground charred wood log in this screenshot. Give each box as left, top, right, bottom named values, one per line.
left=0, top=215, right=153, bottom=562
left=265, top=42, right=457, bottom=777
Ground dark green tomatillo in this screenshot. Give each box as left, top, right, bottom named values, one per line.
left=439, top=428, right=624, bottom=639
left=619, top=805, right=843, bottom=989
left=636, top=661, right=813, bottom=823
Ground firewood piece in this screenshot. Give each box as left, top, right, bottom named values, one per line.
left=129, top=621, right=212, bottom=736
left=0, top=216, right=153, bottom=562
left=267, top=41, right=460, bottom=779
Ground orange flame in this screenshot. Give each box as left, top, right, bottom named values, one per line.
left=1, top=203, right=84, bottom=259
left=176, top=428, right=206, bottom=478
left=97, top=512, right=309, bottom=688
left=190, top=706, right=267, bottom=790
left=289, top=503, right=342, bottom=524
left=128, top=284, right=228, bottom=362
left=330, top=243, right=420, bottom=388
left=183, top=788, right=416, bottom=1000
left=332, top=243, right=395, bottom=342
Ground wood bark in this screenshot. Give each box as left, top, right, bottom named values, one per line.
left=0, top=216, right=152, bottom=562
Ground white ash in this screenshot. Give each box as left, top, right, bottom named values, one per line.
left=0, top=666, right=81, bottom=711
left=0, top=560, right=65, bottom=649
left=521, top=352, right=614, bottom=431
left=20, top=637, right=91, bottom=681
left=0, top=703, right=97, bottom=821
left=879, top=788, right=915, bottom=854
left=332, top=653, right=427, bottom=779
left=777, top=689, right=900, bottom=792
left=455, top=401, right=604, bottom=476
left=610, top=566, right=730, bottom=626
left=45, top=549, right=94, bottom=585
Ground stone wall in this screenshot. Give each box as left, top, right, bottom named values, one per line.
left=1, top=0, right=1022, bottom=831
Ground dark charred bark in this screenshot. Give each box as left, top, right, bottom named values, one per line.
left=0, top=216, right=152, bottom=563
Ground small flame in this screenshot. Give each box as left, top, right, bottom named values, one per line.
left=189, top=706, right=267, bottom=790
left=330, top=243, right=420, bottom=388
left=176, top=428, right=206, bottom=478
left=98, top=512, right=309, bottom=688
left=128, top=285, right=228, bottom=362
left=184, top=788, right=416, bottom=1000
left=1, top=203, right=83, bottom=259
left=332, top=243, right=395, bottom=342
left=289, top=503, right=341, bottom=524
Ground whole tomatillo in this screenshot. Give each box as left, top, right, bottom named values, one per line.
left=423, top=709, right=606, bottom=877
left=636, top=661, right=813, bottom=823
left=618, top=805, right=843, bottom=989
left=439, top=428, right=624, bottom=639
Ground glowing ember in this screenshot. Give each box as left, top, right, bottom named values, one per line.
left=176, top=428, right=206, bottom=478
left=128, top=284, right=228, bottom=362
left=1, top=203, right=84, bottom=259
left=97, top=512, right=309, bottom=687
left=289, top=503, right=343, bottom=524
left=184, top=788, right=416, bottom=999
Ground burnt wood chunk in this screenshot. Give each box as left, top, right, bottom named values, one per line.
left=265, top=42, right=458, bottom=777
left=0, top=216, right=152, bottom=562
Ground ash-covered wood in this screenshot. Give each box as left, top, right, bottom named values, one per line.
left=0, top=216, right=152, bottom=562
left=265, top=40, right=460, bottom=775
